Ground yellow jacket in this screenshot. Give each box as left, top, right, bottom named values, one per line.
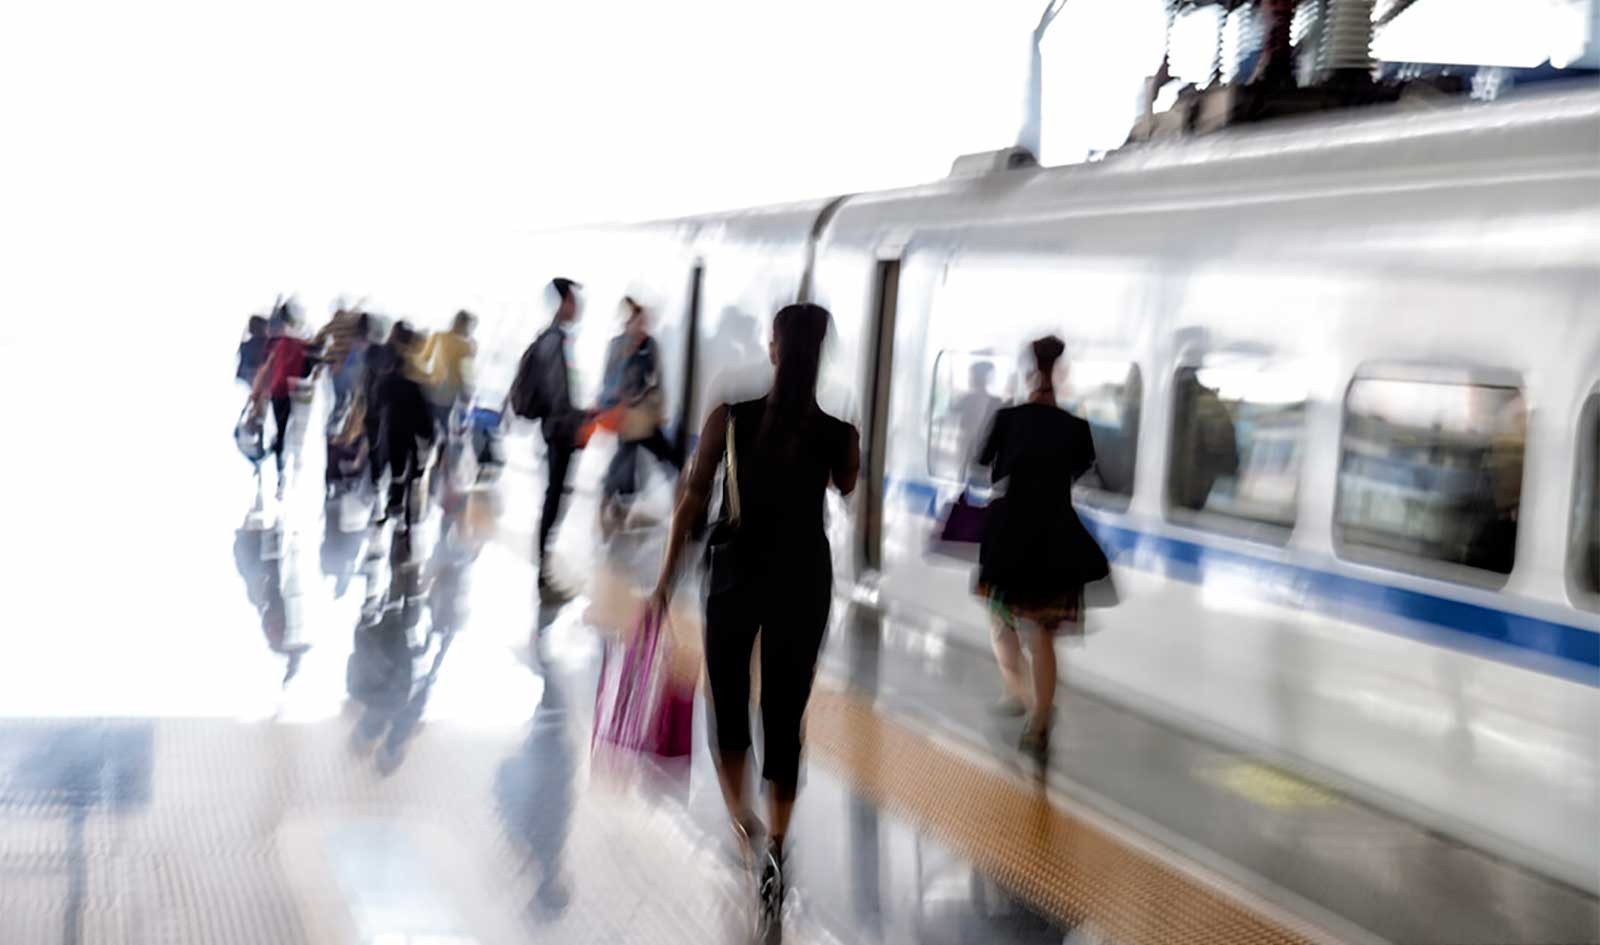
left=421, top=330, right=476, bottom=404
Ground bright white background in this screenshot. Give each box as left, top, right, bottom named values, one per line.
left=0, top=1, right=1146, bottom=635
left=0, top=1, right=1586, bottom=712
left=2, top=2, right=1040, bottom=326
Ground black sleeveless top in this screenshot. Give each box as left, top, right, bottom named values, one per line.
left=715, top=398, right=853, bottom=579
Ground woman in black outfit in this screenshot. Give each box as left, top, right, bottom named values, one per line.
left=976, top=335, right=1109, bottom=755
left=651, top=303, right=859, bottom=940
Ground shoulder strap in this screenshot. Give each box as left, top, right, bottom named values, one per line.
left=724, top=411, right=741, bottom=527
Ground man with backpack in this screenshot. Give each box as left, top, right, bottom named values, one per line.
left=510, top=277, right=590, bottom=601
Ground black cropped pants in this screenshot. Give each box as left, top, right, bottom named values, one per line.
left=703, top=553, right=831, bottom=795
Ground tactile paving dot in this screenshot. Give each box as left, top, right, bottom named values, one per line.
left=805, top=686, right=1327, bottom=944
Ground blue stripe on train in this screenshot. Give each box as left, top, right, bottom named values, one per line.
left=891, top=478, right=1600, bottom=682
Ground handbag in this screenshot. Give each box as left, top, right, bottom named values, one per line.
left=592, top=604, right=694, bottom=759
left=235, top=406, right=267, bottom=465
left=925, top=490, right=988, bottom=562
left=705, top=412, right=744, bottom=596
left=619, top=388, right=665, bottom=442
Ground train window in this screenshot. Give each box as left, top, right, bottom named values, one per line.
left=1058, top=360, right=1142, bottom=506
left=928, top=351, right=1013, bottom=483
left=1168, top=363, right=1306, bottom=540
left=1572, top=392, right=1600, bottom=604
left=1335, top=374, right=1527, bottom=580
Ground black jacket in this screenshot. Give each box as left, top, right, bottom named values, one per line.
left=977, top=402, right=1110, bottom=603
left=377, top=370, right=436, bottom=457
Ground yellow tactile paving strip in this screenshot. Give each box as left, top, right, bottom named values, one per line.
left=805, top=686, right=1330, bottom=945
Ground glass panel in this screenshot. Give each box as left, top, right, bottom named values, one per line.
left=1169, top=364, right=1307, bottom=534
left=1337, top=377, right=1527, bottom=576
left=928, top=352, right=1012, bottom=484
left=1059, top=360, right=1142, bottom=501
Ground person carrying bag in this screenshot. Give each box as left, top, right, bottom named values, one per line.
left=648, top=303, right=861, bottom=943
left=597, top=297, right=680, bottom=534
left=973, top=336, right=1116, bottom=760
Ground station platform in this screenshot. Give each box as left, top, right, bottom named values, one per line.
left=2, top=411, right=1596, bottom=945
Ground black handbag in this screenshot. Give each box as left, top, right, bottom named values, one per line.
left=705, top=413, right=744, bottom=596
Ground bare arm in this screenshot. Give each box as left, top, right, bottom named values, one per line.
left=650, top=405, right=730, bottom=605
left=834, top=425, right=861, bottom=496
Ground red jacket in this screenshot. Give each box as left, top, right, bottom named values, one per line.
left=262, top=337, right=308, bottom=398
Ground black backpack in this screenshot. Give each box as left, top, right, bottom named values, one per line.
left=509, top=337, right=551, bottom=421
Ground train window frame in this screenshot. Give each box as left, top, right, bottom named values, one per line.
left=1164, top=357, right=1308, bottom=546
left=925, top=349, right=953, bottom=481
left=1569, top=387, right=1600, bottom=610
left=1057, top=357, right=1143, bottom=512
left=1331, top=362, right=1528, bottom=589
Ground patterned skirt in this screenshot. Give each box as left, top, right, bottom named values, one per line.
left=979, top=583, right=1085, bottom=639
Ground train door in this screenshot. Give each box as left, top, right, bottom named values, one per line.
left=673, top=263, right=704, bottom=458
left=691, top=243, right=800, bottom=431
left=858, top=258, right=901, bottom=575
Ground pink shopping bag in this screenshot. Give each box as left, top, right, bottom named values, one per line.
left=592, top=605, right=693, bottom=759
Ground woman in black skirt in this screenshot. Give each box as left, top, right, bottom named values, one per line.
left=976, top=335, right=1109, bottom=755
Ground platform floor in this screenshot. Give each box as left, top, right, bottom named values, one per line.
left=2, top=393, right=1597, bottom=945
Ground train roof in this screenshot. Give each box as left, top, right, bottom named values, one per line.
left=630, top=83, right=1600, bottom=264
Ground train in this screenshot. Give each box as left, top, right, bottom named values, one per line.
left=473, top=83, right=1600, bottom=887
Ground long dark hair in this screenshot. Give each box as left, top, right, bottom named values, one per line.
left=759, top=302, right=830, bottom=452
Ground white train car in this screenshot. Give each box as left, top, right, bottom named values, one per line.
left=486, top=85, right=1600, bottom=886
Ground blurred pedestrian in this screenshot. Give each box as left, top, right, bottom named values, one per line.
left=320, top=311, right=373, bottom=498
left=251, top=306, right=310, bottom=498
left=363, top=316, right=399, bottom=496
left=1170, top=369, right=1239, bottom=511
left=236, top=315, right=269, bottom=387
left=598, top=296, right=678, bottom=534
left=953, top=360, right=1002, bottom=487
left=312, top=306, right=370, bottom=411
left=649, top=302, right=860, bottom=940
left=509, top=278, right=589, bottom=601
left=371, top=323, right=437, bottom=523
left=422, top=310, right=477, bottom=424
left=421, top=310, right=478, bottom=483
left=974, top=335, right=1110, bottom=757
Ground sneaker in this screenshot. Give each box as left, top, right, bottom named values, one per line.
left=731, top=810, right=764, bottom=867
left=1019, top=726, right=1051, bottom=760
left=756, top=843, right=784, bottom=945
left=376, top=738, right=407, bottom=777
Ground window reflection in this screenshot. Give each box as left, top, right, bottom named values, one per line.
left=1337, top=376, right=1526, bottom=577
left=928, top=352, right=1141, bottom=502
left=1169, top=364, right=1306, bottom=536
left=928, top=351, right=1011, bottom=484
left=1058, top=360, right=1141, bottom=502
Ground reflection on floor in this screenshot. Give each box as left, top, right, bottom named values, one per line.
left=3, top=412, right=1596, bottom=945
